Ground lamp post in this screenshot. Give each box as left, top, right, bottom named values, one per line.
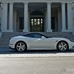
left=0, top=3, right=3, bottom=38
left=72, top=3, right=74, bottom=35
left=0, top=3, right=2, bottom=31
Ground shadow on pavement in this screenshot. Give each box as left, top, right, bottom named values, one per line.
left=0, top=47, right=74, bottom=54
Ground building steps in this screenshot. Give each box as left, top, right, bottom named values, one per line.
left=0, top=32, right=74, bottom=47
left=0, top=32, right=26, bottom=47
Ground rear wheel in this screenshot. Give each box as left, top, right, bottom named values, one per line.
left=57, top=41, right=68, bottom=51
left=15, top=41, right=27, bottom=52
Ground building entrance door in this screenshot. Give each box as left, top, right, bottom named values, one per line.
left=51, top=17, right=55, bottom=32
left=19, top=17, right=24, bottom=32
left=30, top=17, right=44, bottom=32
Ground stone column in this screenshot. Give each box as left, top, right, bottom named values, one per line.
left=9, top=3, right=13, bottom=32
left=23, top=3, right=29, bottom=32
left=1, top=3, right=8, bottom=32
left=67, top=3, right=73, bottom=32
left=46, top=3, right=52, bottom=32
left=61, top=3, right=66, bottom=32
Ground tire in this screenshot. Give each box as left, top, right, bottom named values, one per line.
left=15, top=41, right=27, bottom=52
left=57, top=41, right=68, bottom=51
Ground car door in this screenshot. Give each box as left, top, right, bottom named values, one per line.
left=30, top=34, right=51, bottom=49
left=35, top=37, right=54, bottom=49
left=25, top=33, right=53, bottom=49
left=26, top=34, right=46, bottom=49
left=36, top=37, right=50, bottom=49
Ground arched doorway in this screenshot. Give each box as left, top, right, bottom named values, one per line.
left=30, top=10, right=44, bottom=32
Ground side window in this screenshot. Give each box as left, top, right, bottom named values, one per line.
left=24, top=34, right=34, bottom=38
left=34, top=34, right=42, bottom=38
left=24, top=33, right=47, bottom=38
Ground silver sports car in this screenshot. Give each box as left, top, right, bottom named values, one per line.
left=9, top=33, right=74, bottom=52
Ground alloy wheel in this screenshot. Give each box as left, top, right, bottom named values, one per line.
left=57, top=41, right=68, bottom=51
left=15, top=42, right=26, bottom=52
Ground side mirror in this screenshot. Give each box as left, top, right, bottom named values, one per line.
left=42, top=36, right=46, bottom=39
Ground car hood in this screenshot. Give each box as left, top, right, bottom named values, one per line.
left=51, top=37, right=71, bottom=41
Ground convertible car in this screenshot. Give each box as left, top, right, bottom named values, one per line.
left=9, top=32, right=74, bottom=52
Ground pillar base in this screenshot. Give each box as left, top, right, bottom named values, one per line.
left=62, top=29, right=67, bottom=32
left=9, top=30, right=13, bottom=32
left=0, top=32, right=3, bottom=38
left=62, top=29, right=73, bottom=32
left=2, top=30, right=13, bottom=32
left=68, top=29, right=73, bottom=32
left=46, top=29, right=52, bottom=32
left=23, top=29, right=29, bottom=32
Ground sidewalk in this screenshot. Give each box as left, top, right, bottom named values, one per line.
left=0, top=53, right=74, bottom=58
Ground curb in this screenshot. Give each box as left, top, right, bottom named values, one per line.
left=0, top=53, right=74, bottom=58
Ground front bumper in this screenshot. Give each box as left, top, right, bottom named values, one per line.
left=69, top=42, right=74, bottom=49
left=9, top=44, right=15, bottom=49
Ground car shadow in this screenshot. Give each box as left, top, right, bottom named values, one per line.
left=0, top=47, right=74, bottom=54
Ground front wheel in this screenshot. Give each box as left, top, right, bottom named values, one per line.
left=57, top=41, right=69, bottom=51
left=15, top=41, right=27, bottom=52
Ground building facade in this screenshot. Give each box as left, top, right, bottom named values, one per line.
left=0, top=0, right=74, bottom=32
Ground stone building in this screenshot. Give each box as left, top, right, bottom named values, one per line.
left=0, top=0, right=74, bottom=33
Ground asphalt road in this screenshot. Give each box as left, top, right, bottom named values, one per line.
left=0, top=47, right=74, bottom=54
left=0, top=57, right=74, bottom=74
left=0, top=47, right=74, bottom=74
left=0, top=47, right=74, bottom=57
